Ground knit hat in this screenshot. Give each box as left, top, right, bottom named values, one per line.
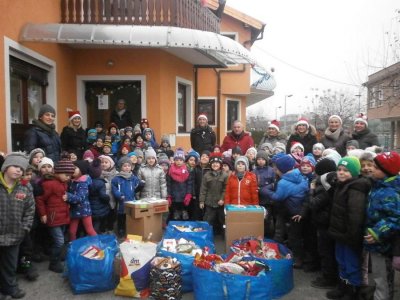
left=124, top=126, right=133, bottom=133
left=300, top=155, right=316, bottom=170
left=89, top=158, right=102, bottom=179
left=133, top=124, right=141, bottom=133
left=140, top=118, right=149, bottom=127
left=268, top=120, right=280, bottom=131
left=347, top=149, right=365, bottom=159
left=108, top=122, right=119, bottom=131
left=1, top=152, right=29, bottom=173
left=338, top=156, right=361, bottom=178
left=118, top=156, right=132, bottom=169
left=246, top=147, right=257, bottom=156
left=312, top=143, right=325, bottom=151
left=323, top=149, right=342, bottom=165
left=328, top=115, right=342, bottom=125
left=209, top=153, right=223, bottom=166
left=29, top=148, right=46, bottom=164
left=315, top=158, right=337, bottom=176
left=54, top=159, right=75, bottom=175
left=103, top=141, right=112, bottom=149
left=354, top=113, right=368, bottom=127
left=99, top=155, right=115, bottom=170
left=127, top=151, right=137, bottom=158
left=296, top=117, right=309, bottom=128
left=213, top=144, right=221, bottom=152
left=256, top=150, right=269, bottom=163
left=145, top=147, right=157, bottom=160
left=83, top=150, right=95, bottom=162
left=73, top=160, right=90, bottom=175
left=87, top=129, right=97, bottom=144
left=271, top=152, right=285, bottom=165
left=235, top=156, right=249, bottom=171
left=275, top=155, right=296, bottom=174
left=38, top=157, right=54, bottom=170
left=174, top=148, right=186, bottom=160
left=161, top=135, right=170, bottom=144
left=273, top=142, right=286, bottom=154
left=68, top=110, right=81, bottom=121
left=94, top=121, right=103, bottom=128
left=201, top=150, right=211, bottom=158
left=186, top=149, right=200, bottom=162
left=232, top=146, right=242, bottom=155
left=374, top=151, right=400, bottom=176
left=346, top=140, right=359, bottom=149
left=134, top=148, right=144, bottom=158
left=290, top=142, right=304, bottom=153
left=143, top=128, right=153, bottom=136
left=364, top=146, right=383, bottom=154
left=120, top=145, right=132, bottom=153
left=259, top=143, right=274, bottom=153
left=222, top=157, right=234, bottom=171
left=158, top=153, right=170, bottom=166
left=38, top=104, right=56, bottom=118
left=359, top=151, right=377, bottom=162
left=197, top=113, right=208, bottom=121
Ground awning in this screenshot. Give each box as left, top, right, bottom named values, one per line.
left=20, top=23, right=268, bottom=69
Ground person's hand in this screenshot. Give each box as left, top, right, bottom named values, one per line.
left=183, top=194, right=192, bottom=206
left=217, top=200, right=224, bottom=206
left=167, top=195, right=172, bottom=207
left=41, top=215, right=47, bottom=224
left=392, top=256, right=400, bottom=271
left=364, top=234, right=377, bottom=244
left=199, top=203, right=204, bottom=209
left=62, top=194, right=68, bottom=202
left=291, top=215, right=302, bottom=222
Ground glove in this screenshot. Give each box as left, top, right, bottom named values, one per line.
left=393, top=256, right=400, bottom=271
left=183, top=194, right=192, bottom=206
left=167, top=195, right=172, bottom=207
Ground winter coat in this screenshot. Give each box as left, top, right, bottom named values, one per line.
left=60, top=125, right=87, bottom=159
left=190, top=125, right=216, bottom=154
left=166, top=165, right=193, bottom=203
left=224, top=171, right=259, bottom=205
left=253, top=165, right=275, bottom=206
left=352, top=128, right=380, bottom=149
left=35, top=177, right=70, bottom=227
left=199, top=170, right=228, bottom=208
left=110, top=109, right=133, bottom=129
left=221, top=131, right=255, bottom=155
left=192, top=165, right=211, bottom=200
left=67, top=175, right=93, bottom=218
left=24, top=119, right=62, bottom=162
left=265, top=168, right=309, bottom=216
left=138, top=164, right=167, bottom=199
left=0, top=176, right=35, bottom=246
left=286, top=125, right=318, bottom=155
left=364, top=175, right=400, bottom=255
left=328, top=177, right=371, bottom=250
left=89, top=177, right=110, bottom=217
left=101, top=168, right=117, bottom=209
left=393, top=235, right=400, bottom=256
left=258, top=132, right=287, bottom=148
left=309, top=175, right=335, bottom=228
left=111, top=173, right=141, bottom=214
left=320, top=128, right=351, bottom=157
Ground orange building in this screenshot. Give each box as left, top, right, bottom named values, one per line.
left=0, top=0, right=275, bottom=152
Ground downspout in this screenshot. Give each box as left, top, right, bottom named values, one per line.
left=194, top=67, right=198, bottom=122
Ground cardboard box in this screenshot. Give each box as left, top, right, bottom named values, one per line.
left=125, top=199, right=169, bottom=242
left=225, top=205, right=264, bottom=251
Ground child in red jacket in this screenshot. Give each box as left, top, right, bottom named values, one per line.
left=224, top=156, right=259, bottom=205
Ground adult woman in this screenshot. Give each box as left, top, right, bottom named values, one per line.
left=320, top=115, right=350, bottom=157
left=286, top=117, right=317, bottom=155
left=352, top=114, right=379, bottom=149
left=60, top=111, right=87, bottom=159
left=190, top=114, right=216, bottom=154
left=258, top=120, right=287, bottom=149
left=24, top=104, right=61, bottom=162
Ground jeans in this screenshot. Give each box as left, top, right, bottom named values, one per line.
left=0, top=244, right=20, bottom=294
left=48, top=226, right=66, bottom=262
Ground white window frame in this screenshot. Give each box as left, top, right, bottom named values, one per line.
left=176, top=77, right=193, bottom=136
left=226, top=98, right=241, bottom=133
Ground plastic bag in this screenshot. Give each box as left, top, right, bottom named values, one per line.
left=164, top=221, right=214, bottom=242
left=66, top=234, right=119, bottom=294
left=150, top=257, right=182, bottom=300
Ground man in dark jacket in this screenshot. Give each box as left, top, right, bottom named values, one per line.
left=190, top=114, right=216, bottom=154
left=352, top=114, right=379, bottom=149
left=110, top=99, right=133, bottom=129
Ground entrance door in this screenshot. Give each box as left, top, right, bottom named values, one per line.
left=85, top=81, right=141, bottom=129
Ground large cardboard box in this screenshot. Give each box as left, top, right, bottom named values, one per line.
left=225, top=205, right=264, bottom=251
left=125, top=199, right=169, bottom=242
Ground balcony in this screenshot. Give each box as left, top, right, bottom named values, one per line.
left=61, top=0, right=220, bottom=33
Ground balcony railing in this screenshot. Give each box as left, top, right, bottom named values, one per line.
left=61, top=0, right=220, bottom=33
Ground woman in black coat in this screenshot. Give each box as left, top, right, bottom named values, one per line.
left=286, top=118, right=318, bottom=155
left=190, top=114, right=216, bottom=154
left=60, top=111, right=87, bottom=159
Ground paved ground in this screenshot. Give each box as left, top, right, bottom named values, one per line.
left=10, top=235, right=400, bottom=299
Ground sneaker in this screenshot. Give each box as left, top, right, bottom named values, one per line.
left=182, top=210, right=189, bottom=220
left=49, top=262, right=64, bottom=273
left=311, top=276, right=337, bottom=289
left=9, top=288, right=26, bottom=299
left=17, top=256, right=31, bottom=274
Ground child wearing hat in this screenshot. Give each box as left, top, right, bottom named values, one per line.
left=312, top=143, right=325, bottom=161
left=290, top=142, right=305, bottom=166
left=108, top=123, right=121, bottom=155
left=112, top=157, right=142, bottom=238
left=199, top=153, right=228, bottom=235
left=158, top=136, right=173, bottom=155
left=28, top=148, right=45, bottom=178
left=166, top=148, right=193, bottom=221
left=225, top=156, right=259, bottom=205
left=363, top=151, right=400, bottom=300
left=0, top=153, right=34, bottom=298
left=326, top=156, right=371, bottom=299
left=185, top=149, right=200, bottom=171
left=245, top=147, right=257, bottom=171
left=36, top=158, right=75, bottom=273
left=68, top=160, right=97, bottom=241
left=99, top=155, right=117, bottom=232
left=143, top=128, right=159, bottom=149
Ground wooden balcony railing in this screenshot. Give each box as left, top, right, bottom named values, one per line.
left=61, top=0, right=220, bottom=33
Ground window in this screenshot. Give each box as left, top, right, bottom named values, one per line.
left=197, top=98, right=216, bottom=126
left=227, top=100, right=240, bottom=131
left=177, top=80, right=192, bottom=134
left=393, top=79, right=400, bottom=97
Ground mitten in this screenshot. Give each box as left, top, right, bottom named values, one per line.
left=183, top=194, right=192, bottom=206
left=393, top=256, right=400, bottom=271
left=167, top=195, right=172, bottom=207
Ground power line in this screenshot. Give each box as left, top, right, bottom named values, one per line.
left=253, top=45, right=362, bottom=87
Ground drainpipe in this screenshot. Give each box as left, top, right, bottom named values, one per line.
left=194, top=67, right=198, bottom=121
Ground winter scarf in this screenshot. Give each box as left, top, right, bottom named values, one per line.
left=32, top=119, right=57, bottom=135
left=324, top=128, right=341, bottom=142
left=118, top=171, right=133, bottom=179
left=168, top=164, right=190, bottom=183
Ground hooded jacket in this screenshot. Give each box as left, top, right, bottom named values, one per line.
left=67, top=174, right=93, bottom=218
left=253, top=165, right=275, bottom=206
left=89, top=177, right=110, bottom=217
left=199, top=170, right=228, bottom=208
left=111, top=172, right=141, bottom=214
left=224, top=171, right=259, bottom=205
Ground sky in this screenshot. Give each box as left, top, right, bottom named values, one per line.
left=226, top=0, right=400, bottom=120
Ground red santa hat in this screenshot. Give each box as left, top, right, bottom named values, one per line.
left=268, top=120, right=280, bottom=131
left=354, top=113, right=368, bottom=127
left=68, top=110, right=81, bottom=121
left=197, top=113, right=208, bottom=121
left=290, top=142, right=304, bottom=153
left=296, top=117, right=309, bottom=128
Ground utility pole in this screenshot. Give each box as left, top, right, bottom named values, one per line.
left=355, top=94, right=361, bottom=112
left=284, top=94, right=293, bottom=132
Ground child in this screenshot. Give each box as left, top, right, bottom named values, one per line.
left=158, top=153, right=171, bottom=174
left=363, top=151, right=400, bottom=300
left=127, top=151, right=140, bottom=175
left=134, top=148, right=145, bottom=166
left=166, top=148, right=193, bottom=221
left=312, top=143, right=325, bottom=161
left=273, top=142, right=286, bottom=156
left=108, top=123, right=121, bottom=155
left=89, top=137, right=104, bottom=158
left=199, top=153, right=228, bottom=235
left=134, top=133, right=145, bottom=149
left=212, top=145, right=222, bottom=153
left=28, top=148, right=45, bottom=178
left=68, top=160, right=97, bottom=241
left=143, top=128, right=159, bottom=149
left=118, top=144, right=131, bottom=161
left=185, top=150, right=200, bottom=171
left=265, top=154, right=309, bottom=268
left=112, top=157, right=142, bottom=237
left=222, top=157, right=233, bottom=176
left=191, top=150, right=211, bottom=221
left=225, top=156, right=259, bottom=205
left=158, top=136, right=172, bottom=155
left=290, top=142, right=305, bottom=166
left=138, top=147, right=167, bottom=199
left=253, top=150, right=275, bottom=238
left=346, top=140, right=359, bottom=153
left=36, top=159, right=75, bottom=273
left=231, top=146, right=242, bottom=165
left=94, top=121, right=106, bottom=141
left=124, top=126, right=133, bottom=140
left=0, top=153, right=34, bottom=299
left=326, top=156, right=371, bottom=299
left=83, top=149, right=94, bottom=163
left=88, top=159, right=110, bottom=234
left=86, top=128, right=97, bottom=147
left=299, top=155, right=316, bottom=184
left=359, top=151, right=376, bottom=178
left=99, top=155, right=117, bottom=232
left=245, top=147, right=257, bottom=171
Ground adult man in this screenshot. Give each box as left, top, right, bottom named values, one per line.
left=190, top=114, right=216, bottom=154
left=110, top=99, right=133, bottom=129
left=221, top=120, right=254, bottom=154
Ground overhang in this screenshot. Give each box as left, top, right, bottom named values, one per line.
left=20, top=23, right=268, bottom=69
